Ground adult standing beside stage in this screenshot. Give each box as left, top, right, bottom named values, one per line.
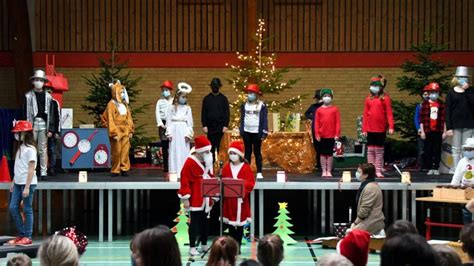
left=304, top=89, right=323, bottom=170
left=201, top=78, right=230, bottom=163
left=155, top=80, right=174, bottom=175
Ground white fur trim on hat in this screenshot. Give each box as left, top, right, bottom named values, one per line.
left=195, top=145, right=211, bottom=153
left=228, top=147, right=244, bottom=157
left=463, top=138, right=474, bottom=148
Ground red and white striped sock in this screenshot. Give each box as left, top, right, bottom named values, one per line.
left=320, top=156, right=327, bottom=177
left=375, top=146, right=385, bottom=178
left=327, top=156, right=333, bottom=177
left=367, top=146, right=376, bottom=165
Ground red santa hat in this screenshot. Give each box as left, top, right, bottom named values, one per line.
left=336, top=229, right=370, bottom=266
left=194, top=135, right=212, bottom=153
left=228, top=141, right=244, bottom=158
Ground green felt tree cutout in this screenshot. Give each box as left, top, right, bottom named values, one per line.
left=272, top=202, right=297, bottom=245
left=171, top=203, right=189, bottom=245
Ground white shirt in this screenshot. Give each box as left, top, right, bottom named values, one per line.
left=155, top=97, right=173, bottom=127
left=451, top=157, right=474, bottom=186
left=244, top=101, right=262, bottom=133
left=230, top=162, right=244, bottom=179
left=14, top=145, right=38, bottom=185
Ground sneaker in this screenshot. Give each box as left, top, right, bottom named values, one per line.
left=15, top=237, right=32, bottom=246
left=189, top=247, right=200, bottom=256
left=121, top=171, right=129, bottom=177
left=256, top=173, right=264, bottom=179
left=200, top=245, right=208, bottom=253
left=7, top=237, right=22, bottom=245
left=432, top=170, right=440, bottom=175
left=427, top=170, right=434, bottom=175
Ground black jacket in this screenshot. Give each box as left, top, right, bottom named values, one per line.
left=445, top=88, right=474, bottom=130
left=201, top=93, right=230, bottom=134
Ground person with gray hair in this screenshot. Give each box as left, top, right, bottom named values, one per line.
left=7, top=254, right=32, bottom=266
left=318, top=253, right=354, bottom=266
left=38, top=235, right=79, bottom=266
left=432, top=245, right=462, bottom=266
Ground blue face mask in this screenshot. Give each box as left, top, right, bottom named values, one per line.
left=464, top=151, right=474, bottom=159
left=458, top=77, right=469, bottom=86
left=178, top=97, right=187, bottom=105
left=355, top=171, right=362, bottom=181
left=370, top=86, right=380, bottom=94
left=248, top=93, right=257, bottom=102
left=162, top=90, right=170, bottom=98
left=429, top=93, right=439, bottom=101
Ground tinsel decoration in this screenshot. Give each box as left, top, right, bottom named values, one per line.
left=55, top=226, right=89, bottom=255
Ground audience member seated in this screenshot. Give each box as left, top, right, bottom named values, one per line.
left=380, top=233, right=439, bottom=266
left=336, top=229, right=370, bottom=266
left=7, top=254, right=32, bottom=266
left=433, top=245, right=462, bottom=266
left=257, top=234, right=284, bottom=266
left=385, top=220, right=419, bottom=240
left=38, top=235, right=79, bottom=266
left=240, top=259, right=261, bottom=266
left=206, top=236, right=239, bottom=266
left=130, top=225, right=182, bottom=266
left=318, top=253, right=354, bottom=266
left=460, top=223, right=474, bottom=266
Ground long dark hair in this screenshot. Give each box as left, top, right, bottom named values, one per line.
left=15, top=131, right=36, bottom=158
left=131, top=225, right=182, bottom=266
left=257, top=234, right=284, bottom=266
left=206, top=236, right=238, bottom=266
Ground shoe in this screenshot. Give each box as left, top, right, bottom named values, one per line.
left=15, top=237, right=32, bottom=246
left=256, top=173, right=264, bottom=179
left=189, top=247, right=200, bottom=256
left=111, top=173, right=119, bottom=177
left=200, top=245, right=208, bottom=253
left=432, top=170, right=440, bottom=175
left=427, top=170, right=434, bottom=175
left=7, top=237, right=22, bottom=245
left=121, top=171, right=129, bottom=177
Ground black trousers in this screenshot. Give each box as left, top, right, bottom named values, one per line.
left=243, top=132, right=263, bottom=173
left=189, top=211, right=209, bottom=247
left=227, top=224, right=244, bottom=249
left=367, top=132, right=386, bottom=147
left=159, top=120, right=169, bottom=172
left=208, top=131, right=224, bottom=162
left=423, top=132, right=442, bottom=170
left=312, top=132, right=321, bottom=168
left=319, top=138, right=335, bottom=156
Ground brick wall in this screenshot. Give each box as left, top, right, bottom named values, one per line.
left=0, top=67, right=419, bottom=139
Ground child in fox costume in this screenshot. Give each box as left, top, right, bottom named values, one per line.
left=221, top=141, right=255, bottom=248
left=102, top=81, right=134, bottom=177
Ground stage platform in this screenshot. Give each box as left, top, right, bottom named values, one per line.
left=0, top=169, right=453, bottom=243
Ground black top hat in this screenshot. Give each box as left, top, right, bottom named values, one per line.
left=209, top=78, right=222, bottom=87
left=313, top=89, right=322, bottom=99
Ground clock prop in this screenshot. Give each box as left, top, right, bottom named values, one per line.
left=62, top=131, right=79, bottom=149
left=93, top=144, right=109, bottom=167
left=69, top=129, right=99, bottom=165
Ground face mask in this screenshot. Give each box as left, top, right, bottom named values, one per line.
left=355, top=171, right=362, bottom=181
left=429, top=93, right=439, bottom=101
left=212, top=87, right=220, bottom=94
left=179, top=97, right=187, bottom=105
left=370, top=86, right=380, bottom=94
left=248, top=93, right=257, bottom=102
left=162, top=90, right=170, bottom=98
left=14, top=133, right=20, bottom=141
left=33, top=80, right=44, bottom=90
left=229, top=154, right=240, bottom=162
left=322, top=96, right=332, bottom=105
left=458, top=77, right=469, bottom=86
left=464, top=151, right=474, bottom=159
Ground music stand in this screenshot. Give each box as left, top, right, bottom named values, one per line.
left=202, top=177, right=245, bottom=237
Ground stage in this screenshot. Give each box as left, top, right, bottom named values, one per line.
left=0, top=169, right=454, bottom=243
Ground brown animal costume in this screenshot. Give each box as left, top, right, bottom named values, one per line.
left=103, top=81, right=134, bottom=176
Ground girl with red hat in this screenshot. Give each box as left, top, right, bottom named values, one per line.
left=362, top=75, right=394, bottom=178
left=221, top=141, right=255, bottom=248
left=178, top=135, right=215, bottom=256
left=8, top=120, right=37, bottom=246
left=155, top=80, right=174, bottom=174
left=419, top=82, right=446, bottom=175
left=239, top=84, right=268, bottom=179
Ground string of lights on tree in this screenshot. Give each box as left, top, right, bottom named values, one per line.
left=226, top=19, right=304, bottom=130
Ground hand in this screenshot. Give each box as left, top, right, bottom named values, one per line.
left=222, top=127, right=228, bottom=133
left=362, top=132, right=367, bottom=137
left=388, top=129, right=394, bottom=135
left=113, top=136, right=119, bottom=140
left=47, top=132, right=53, bottom=138
left=203, top=127, right=208, bottom=134
left=446, top=130, right=453, bottom=137
left=420, top=132, right=426, bottom=140
left=183, top=199, right=190, bottom=209
left=417, top=129, right=422, bottom=136
left=129, top=133, right=133, bottom=138
left=22, top=187, right=30, bottom=198
left=334, top=137, right=339, bottom=141
left=9, top=183, right=13, bottom=193
left=316, top=137, right=321, bottom=142
left=168, top=136, right=172, bottom=142
left=442, top=132, right=447, bottom=140
left=55, top=133, right=60, bottom=139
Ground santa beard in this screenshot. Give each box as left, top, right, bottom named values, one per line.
left=202, top=153, right=214, bottom=174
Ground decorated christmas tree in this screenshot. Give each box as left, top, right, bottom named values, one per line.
left=171, top=203, right=189, bottom=245
left=81, top=40, right=151, bottom=147
left=272, top=202, right=297, bottom=245
left=227, top=19, right=302, bottom=130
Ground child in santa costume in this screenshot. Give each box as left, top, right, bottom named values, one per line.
left=314, top=89, right=340, bottom=177
left=221, top=141, right=255, bottom=248
left=177, top=135, right=214, bottom=256
left=362, top=75, right=394, bottom=178
left=419, top=82, right=446, bottom=175
left=155, top=80, right=174, bottom=174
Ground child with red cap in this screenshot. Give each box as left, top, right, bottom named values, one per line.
left=177, top=135, right=215, bottom=256
left=221, top=141, right=255, bottom=248
left=336, top=229, right=371, bottom=266
left=155, top=80, right=174, bottom=174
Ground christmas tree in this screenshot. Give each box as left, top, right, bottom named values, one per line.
left=227, top=19, right=302, bottom=130
left=272, top=202, right=297, bottom=245
left=393, top=33, right=451, bottom=142
left=171, top=203, right=189, bottom=245
left=81, top=40, right=151, bottom=147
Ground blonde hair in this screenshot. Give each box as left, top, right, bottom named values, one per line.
left=7, top=254, right=32, bottom=266
left=451, top=77, right=461, bottom=87
left=38, top=235, right=79, bottom=266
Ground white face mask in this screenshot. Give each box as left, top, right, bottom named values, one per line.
left=33, top=80, right=44, bottom=90
left=370, top=86, right=380, bottom=94
left=322, top=96, right=332, bottom=105
left=229, top=154, right=240, bottom=162
left=14, top=133, right=20, bottom=141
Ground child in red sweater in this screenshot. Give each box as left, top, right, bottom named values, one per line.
left=362, top=75, right=394, bottom=178
left=314, top=89, right=341, bottom=177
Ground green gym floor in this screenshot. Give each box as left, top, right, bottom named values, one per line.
left=17, top=240, right=382, bottom=265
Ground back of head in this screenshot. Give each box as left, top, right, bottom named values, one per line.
left=133, top=225, right=182, bottom=266
left=385, top=220, right=419, bottom=240
left=240, top=259, right=261, bottom=266
left=207, top=236, right=239, bottom=266
left=337, top=230, right=370, bottom=266
left=38, top=235, right=79, bottom=266
left=380, top=233, right=439, bottom=266
left=460, top=223, right=474, bottom=259
left=257, top=234, right=284, bottom=266
left=7, top=254, right=32, bottom=266
left=318, top=253, right=353, bottom=266
left=433, top=245, right=462, bottom=266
